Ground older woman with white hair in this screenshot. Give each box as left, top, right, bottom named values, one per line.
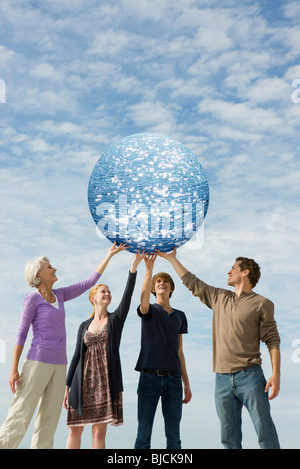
left=0, top=243, right=128, bottom=449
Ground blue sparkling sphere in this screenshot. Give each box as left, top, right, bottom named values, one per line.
left=88, top=133, right=209, bottom=253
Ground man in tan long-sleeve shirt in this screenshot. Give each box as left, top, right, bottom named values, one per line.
left=156, top=247, right=280, bottom=449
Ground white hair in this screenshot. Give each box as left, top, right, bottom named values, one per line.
left=24, top=256, right=50, bottom=288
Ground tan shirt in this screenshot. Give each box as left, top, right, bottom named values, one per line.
left=182, top=271, right=280, bottom=373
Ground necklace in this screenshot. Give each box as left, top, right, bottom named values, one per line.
left=38, top=289, right=56, bottom=303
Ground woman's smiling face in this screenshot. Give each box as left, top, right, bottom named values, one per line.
left=92, top=284, right=112, bottom=306
left=38, top=261, right=57, bottom=284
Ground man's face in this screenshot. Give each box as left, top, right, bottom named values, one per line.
left=153, top=277, right=173, bottom=297
left=227, top=261, right=244, bottom=287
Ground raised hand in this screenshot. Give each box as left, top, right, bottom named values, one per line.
left=155, top=246, right=188, bottom=279
left=131, top=250, right=146, bottom=273
left=155, top=246, right=177, bottom=260
left=144, top=252, right=157, bottom=270
left=108, top=241, right=129, bottom=257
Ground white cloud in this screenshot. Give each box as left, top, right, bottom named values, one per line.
left=88, top=29, right=135, bottom=57
left=198, top=98, right=283, bottom=132
left=126, top=101, right=177, bottom=134
left=0, top=45, right=17, bottom=65
left=30, top=62, right=64, bottom=81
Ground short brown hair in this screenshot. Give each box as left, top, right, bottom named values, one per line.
left=236, top=257, right=261, bottom=288
left=151, top=272, right=175, bottom=298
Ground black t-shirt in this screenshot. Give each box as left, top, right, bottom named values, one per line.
left=135, top=303, right=188, bottom=373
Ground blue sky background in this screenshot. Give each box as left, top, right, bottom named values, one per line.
left=0, top=0, right=300, bottom=449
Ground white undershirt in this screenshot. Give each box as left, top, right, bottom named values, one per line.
left=38, top=291, right=59, bottom=309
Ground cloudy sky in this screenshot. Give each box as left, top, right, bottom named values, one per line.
left=0, top=0, right=300, bottom=450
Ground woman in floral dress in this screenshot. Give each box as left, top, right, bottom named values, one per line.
left=64, top=249, right=144, bottom=449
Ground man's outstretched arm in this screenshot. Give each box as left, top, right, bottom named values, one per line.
left=155, top=247, right=188, bottom=279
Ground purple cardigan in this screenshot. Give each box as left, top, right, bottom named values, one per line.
left=15, top=271, right=101, bottom=365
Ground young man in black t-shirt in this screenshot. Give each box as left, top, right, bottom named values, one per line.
left=134, top=253, right=192, bottom=449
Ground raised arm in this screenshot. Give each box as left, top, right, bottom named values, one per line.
left=130, top=250, right=146, bottom=274
left=140, top=253, right=157, bottom=315
left=113, top=250, right=146, bottom=323
left=95, top=242, right=129, bottom=275
left=155, top=247, right=188, bottom=279
left=60, top=242, right=129, bottom=302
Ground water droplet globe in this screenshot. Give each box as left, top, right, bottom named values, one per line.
left=88, top=133, right=209, bottom=253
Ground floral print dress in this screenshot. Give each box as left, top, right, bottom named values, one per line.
left=67, top=325, right=123, bottom=427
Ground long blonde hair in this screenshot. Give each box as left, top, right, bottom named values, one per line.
left=89, top=283, right=108, bottom=318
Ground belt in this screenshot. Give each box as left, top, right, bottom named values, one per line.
left=142, top=369, right=175, bottom=376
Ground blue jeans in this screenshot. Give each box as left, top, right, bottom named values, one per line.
left=134, top=372, right=183, bottom=449
left=215, top=365, right=280, bottom=449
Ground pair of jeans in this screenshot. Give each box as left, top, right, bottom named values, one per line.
left=215, top=365, right=280, bottom=449
left=134, top=371, right=183, bottom=449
